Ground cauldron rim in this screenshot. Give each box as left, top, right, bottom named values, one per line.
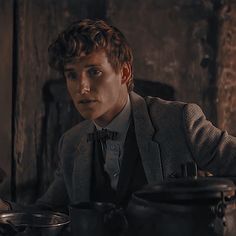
left=141, top=177, right=235, bottom=192
left=0, top=211, right=70, bottom=228
left=133, top=177, right=236, bottom=202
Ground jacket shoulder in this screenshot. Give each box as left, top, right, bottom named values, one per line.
left=58, top=120, right=92, bottom=152
left=63, top=120, right=91, bottom=138
left=145, top=96, right=187, bottom=119
left=143, top=96, right=207, bottom=138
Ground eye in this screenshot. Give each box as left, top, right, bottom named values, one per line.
left=65, top=71, right=77, bottom=80
left=87, top=68, right=102, bottom=78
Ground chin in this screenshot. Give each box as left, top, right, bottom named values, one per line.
left=79, top=111, right=100, bottom=121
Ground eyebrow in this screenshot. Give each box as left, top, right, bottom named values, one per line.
left=85, top=64, right=101, bottom=68
left=64, top=68, right=74, bottom=72
left=64, top=64, right=102, bottom=71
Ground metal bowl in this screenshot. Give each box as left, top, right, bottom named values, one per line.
left=0, top=211, right=70, bottom=236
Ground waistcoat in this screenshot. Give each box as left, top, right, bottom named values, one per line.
left=90, top=119, right=147, bottom=206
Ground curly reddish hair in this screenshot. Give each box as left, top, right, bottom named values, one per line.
left=48, top=19, right=134, bottom=91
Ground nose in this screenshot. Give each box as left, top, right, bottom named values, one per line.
left=76, top=74, right=90, bottom=95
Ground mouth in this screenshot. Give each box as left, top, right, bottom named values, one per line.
left=78, top=99, right=97, bottom=104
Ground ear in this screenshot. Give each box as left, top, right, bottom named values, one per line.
left=121, top=62, right=132, bottom=85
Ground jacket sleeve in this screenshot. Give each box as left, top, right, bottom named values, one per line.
left=35, top=134, right=70, bottom=212
left=7, top=134, right=70, bottom=212
left=8, top=161, right=69, bottom=213
left=183, top=103, right=236, bottom=176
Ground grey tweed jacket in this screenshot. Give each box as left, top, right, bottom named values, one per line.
left=36, top=92, right=236, bottom=209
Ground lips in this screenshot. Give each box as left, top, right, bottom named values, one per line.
left=78, top=99, right=97, bottom=104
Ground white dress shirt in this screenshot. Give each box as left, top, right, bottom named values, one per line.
left=93, top=95, right=131, bottom=190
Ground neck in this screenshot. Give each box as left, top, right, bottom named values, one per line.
left=94, top=93, right=128, bottom=127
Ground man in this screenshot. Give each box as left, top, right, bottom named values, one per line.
left=1, top=19, right=236, bottom=211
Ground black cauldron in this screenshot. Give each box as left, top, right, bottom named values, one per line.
left=0, top=211, right=70, bottom=236
left=126, top=177, right=236, bottom=236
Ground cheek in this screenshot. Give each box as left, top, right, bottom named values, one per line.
left=66, top=82, right=75, bottom=98
left=98, top=85, right=117, bottom=104
left=98, top=77, right=121, bottom=96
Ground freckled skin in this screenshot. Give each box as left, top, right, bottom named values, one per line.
left=64, top=50, right=131, bottom=127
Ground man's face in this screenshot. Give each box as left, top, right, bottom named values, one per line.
left=64, top=50, right=130, bottom=127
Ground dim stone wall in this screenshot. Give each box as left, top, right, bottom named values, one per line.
left=107, top=0, right=217, bottom=123
left=216, top=3, right=236, bottom=135
left=0, top=0, right=13, bottom=200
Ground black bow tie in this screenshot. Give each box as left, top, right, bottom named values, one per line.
left=87, top=129, right=118, bottom=142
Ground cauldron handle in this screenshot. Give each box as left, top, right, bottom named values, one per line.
left=210, top=196, right=232, bottom=236
left=104, top=207, right=128, bottom=235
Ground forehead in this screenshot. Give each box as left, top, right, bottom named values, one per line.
left=64, top=49, right=109, bottom=69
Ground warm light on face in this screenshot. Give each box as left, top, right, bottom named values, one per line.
left=65, top=50, right=129, bottom=127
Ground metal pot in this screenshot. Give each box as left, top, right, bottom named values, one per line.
left=0, top=211, right=70, bottom=236
left=126, top=177, right=236, bottom=236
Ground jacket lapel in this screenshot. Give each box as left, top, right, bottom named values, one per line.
left=130, top=92, right=164, bottom=184
left=72, top=122, right=94, bottom=203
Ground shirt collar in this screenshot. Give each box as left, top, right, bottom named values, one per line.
left=93, top=95, right=131, bottom=137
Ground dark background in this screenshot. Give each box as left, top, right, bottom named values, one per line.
left=0, top=0, right=235, bottom=204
